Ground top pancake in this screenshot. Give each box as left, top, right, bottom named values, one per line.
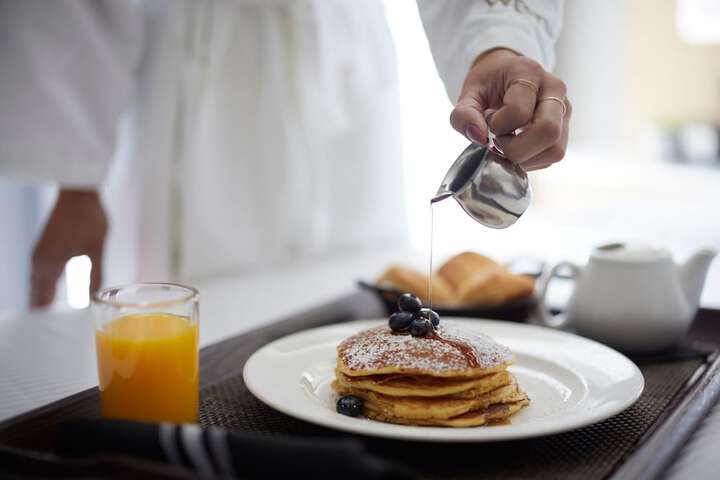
left=337, top=321, right=513, bottom=378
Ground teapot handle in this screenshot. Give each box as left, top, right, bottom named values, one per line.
left=537, top=261, right=582, bottom=329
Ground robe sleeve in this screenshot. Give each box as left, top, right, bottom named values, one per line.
left=0, top=0, right=142, bottom=188
left=417, top=0, right=564, bottom=102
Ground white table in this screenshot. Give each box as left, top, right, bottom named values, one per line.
left=1, top=250, right=719, bottom=479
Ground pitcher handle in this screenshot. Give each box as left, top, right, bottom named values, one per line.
left=537, top=261, right=582, bottom=328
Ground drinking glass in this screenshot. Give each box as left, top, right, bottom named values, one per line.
left=93, top=283, right=199, bottom=423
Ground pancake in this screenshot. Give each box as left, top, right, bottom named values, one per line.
left=333, top=380, right=521, bottom=420
left=376, top=265, right=455, bottom=305
left=333, top=318, right=529, bottom=427
left=365, top=396, right=529, bottom=427
left=334, top=370, right=511, bottom=398
left=336, top=321, right=514, bottom=378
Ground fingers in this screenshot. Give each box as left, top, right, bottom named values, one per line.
left=488, top=59, right=543, bottom=136
left=494, top=77, right=568, bottom=165
left=450, top=94, right=489, bottom=144
left=520, top=98, right=572, bottom=171
left=524, top=163, right=553, bottom=172
left=28, top=190, right=108, bottom=308
left=450, top=51, right=570, bottom=170
left=31, top=249, right=104, bottom=307
left=30, top=250, right=66, bottom=307
left=89, top=249, right=103, bottom=298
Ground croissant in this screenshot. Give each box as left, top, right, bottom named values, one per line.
left=455, top=267, right=535, bottom=305
left=376, top=251, right=534, bottom=307
left=377, top=265, right=455, bottom=305
left=437, top=252, right=500, bottom=290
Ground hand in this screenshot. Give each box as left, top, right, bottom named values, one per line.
left=450, top=48, right=571, bottom=171
left=30, top=189, right=108, bottom=307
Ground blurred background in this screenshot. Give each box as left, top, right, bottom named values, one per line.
left=1, top=0, right=719, bottom=312
left=391, top=0, right=720, bottom=307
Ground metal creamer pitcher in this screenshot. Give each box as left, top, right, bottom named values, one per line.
left=434, top=142, right=531, bottom=229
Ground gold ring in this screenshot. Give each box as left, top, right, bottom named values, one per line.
left=508, top=78, right=539, bottom=93
left=538, top=96, right=567, bottom=116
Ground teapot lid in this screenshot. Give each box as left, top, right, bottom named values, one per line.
left=592, top=243, right=671, bottom=262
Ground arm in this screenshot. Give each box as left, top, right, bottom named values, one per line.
left=0, top=0, right=142, bottom=186
left=417, top=0, right=563, bottom=102
left=0, top=0, right=142, bottom=306
left=418, top=0, right=569, bottom=170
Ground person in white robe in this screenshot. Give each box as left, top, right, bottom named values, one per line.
left=0, top=0, right=568, bottom=307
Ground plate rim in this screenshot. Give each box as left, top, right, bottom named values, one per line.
left=243, top=318, right=645, bottom=442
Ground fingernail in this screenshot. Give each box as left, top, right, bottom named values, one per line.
left=488, top=131, right=504, bottom=156
left=491, top=136, right=504, bottom=152
left=465, top=124, right=487, bottom=144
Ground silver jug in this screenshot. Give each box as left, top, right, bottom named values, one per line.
left=434, top=143, right=531, bottom=229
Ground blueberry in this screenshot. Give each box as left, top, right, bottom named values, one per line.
left=336, top=395, right=363, bottom=417
left=397, top=293, right=422, bottom=313
left=389, top=311, right=414, bottom=332
left=410, top=318, right=430, bottom=337
left=418, top=308, right=440, bottom=327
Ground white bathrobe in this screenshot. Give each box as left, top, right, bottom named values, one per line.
left=0, top=0, right=561, bottom=284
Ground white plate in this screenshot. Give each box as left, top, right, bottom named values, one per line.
left=243, top=318, right=644, bottom=442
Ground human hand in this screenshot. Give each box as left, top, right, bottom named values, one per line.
left=450, top=48, right=571, bottom=171
left=30, top=189, right=107, bottom=307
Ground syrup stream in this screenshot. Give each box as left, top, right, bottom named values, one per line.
left=428, top=193, right=450, bottom=310
left=427, top=193, right=482, bottom=368
left=428, top=201, right=434, bottom=310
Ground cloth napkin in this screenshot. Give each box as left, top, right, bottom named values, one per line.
left=56, top=419, right=413, bottom=479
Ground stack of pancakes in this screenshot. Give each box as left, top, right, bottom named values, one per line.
left=332, top=321, right=529, bottom=427
left=377, top=251, right=535, bottom=306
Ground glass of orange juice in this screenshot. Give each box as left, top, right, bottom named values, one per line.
left=92, top=283, right=199, bottom=423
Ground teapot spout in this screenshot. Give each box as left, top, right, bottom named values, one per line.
left=678, top=248, right=717, bottom=310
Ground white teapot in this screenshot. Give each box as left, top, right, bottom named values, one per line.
left=538, top=243, right=717, bottom=353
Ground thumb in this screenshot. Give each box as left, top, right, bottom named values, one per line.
left=30, top=254, right=66, bottom=308
left=89, top=250, right=103, bottom=297
left=450, top=94, right=488, bottom=145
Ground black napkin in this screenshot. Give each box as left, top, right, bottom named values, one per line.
left=56, top=419, right=413, bottom=479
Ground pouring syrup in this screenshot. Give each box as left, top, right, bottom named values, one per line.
left=428, top=193, right=452, bottom=309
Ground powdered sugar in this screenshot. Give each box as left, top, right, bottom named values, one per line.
left=338, top=321, right=513, bottom=374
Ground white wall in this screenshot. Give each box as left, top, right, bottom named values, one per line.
left=554, top=0, right=628, bottom=149
left=0, top=181, right=52, bottom=311
left=384, top=0, right=720, bottom=307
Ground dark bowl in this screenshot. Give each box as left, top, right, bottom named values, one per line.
left=357, top=280, right=537, bottom=323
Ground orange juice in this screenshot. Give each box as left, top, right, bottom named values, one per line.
left=95, top=313, right=199, bottom=423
